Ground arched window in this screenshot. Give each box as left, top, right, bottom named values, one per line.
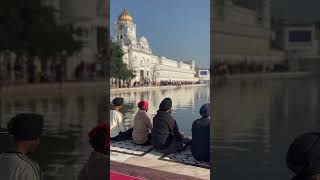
left=140, top=58, right=145, bottom=67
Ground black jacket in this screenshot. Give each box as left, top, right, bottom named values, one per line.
left=151, top=111, right=181, bottom=149
left=192, top=117, right=210, bottom=162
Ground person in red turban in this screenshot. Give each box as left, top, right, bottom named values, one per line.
left=138, top=100, right=149, bottom=111
left=78, top=123, right=109, bottom=180
left=132, top=100, right=153, bottom=145
left=89, top=123, right=109, bottom=152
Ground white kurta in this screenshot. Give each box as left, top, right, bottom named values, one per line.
left=110, top=110, right=126, bottom=138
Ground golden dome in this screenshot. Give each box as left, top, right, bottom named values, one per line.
left=118, top=9, right=133, bottom=23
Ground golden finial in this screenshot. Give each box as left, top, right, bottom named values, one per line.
left=118, top=9, right=133, bottom=23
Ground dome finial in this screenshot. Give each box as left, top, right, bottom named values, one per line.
left=118, top=9, right=133, bottom=23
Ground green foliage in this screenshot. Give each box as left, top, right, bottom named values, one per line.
left=110, top=41, right=135, bottom=81
left=0, top=0, right=82, bottom=59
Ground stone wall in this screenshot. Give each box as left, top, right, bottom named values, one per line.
left=226, top=2, right=257, bottom=26
left=212, top=0, right=284, bottom=63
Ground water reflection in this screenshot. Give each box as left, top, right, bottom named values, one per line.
left=110, top=85, right=210, bottom=136
left=0, top=91, right=106, bottom=180
left=213, top=77, right=320, bottom=180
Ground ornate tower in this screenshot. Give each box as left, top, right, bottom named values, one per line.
left=114, top=9, right=137, bottom=46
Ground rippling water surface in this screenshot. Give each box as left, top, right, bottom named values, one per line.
left=212, top=77, right=320, bottom=180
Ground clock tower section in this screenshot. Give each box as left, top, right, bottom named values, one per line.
left=114, top=9, right=137, bottom=46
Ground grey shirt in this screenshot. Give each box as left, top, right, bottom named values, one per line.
left=0, top=152, right=41, bottom=180
left=132, top=110, right=152, bottom=144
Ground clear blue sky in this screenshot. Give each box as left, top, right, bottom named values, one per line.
left=110, top=0, right=210, bottom=68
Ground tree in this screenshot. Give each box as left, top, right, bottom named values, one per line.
left=110, top=41, right=135, bottom=83
left=0, top=0, right=82, bottom=70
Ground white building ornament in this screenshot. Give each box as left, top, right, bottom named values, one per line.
left=113, top=10, right=197, bottom=83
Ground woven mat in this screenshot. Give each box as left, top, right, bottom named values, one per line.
left=160, top=147, right=210, bottom=169
left=111, top=140, right=153, bottom=156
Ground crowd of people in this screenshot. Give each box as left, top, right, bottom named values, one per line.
left=0, top=54, right=105, bottom=85
left=74, top=61, right=105, bottom=81
left=213, top=62, right=289, bottom=76
left=110, top=79, right=152, bottom=88
left=159, top=81, right=198, bottom=86
left=132, top=80, right=152, bottom=87
left=110, top=97, right=210, bottom=161
left=111, top=80, right=199, bottom=89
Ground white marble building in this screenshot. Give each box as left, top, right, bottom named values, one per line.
left=44, top=0, right=108, bottom=79
left=281, top=23, right=320, bottom=71
left=212, top=0, right=285, bottom=64
left=0, top=0, right=108, bottom=81
left=113, top=10, right=197, bottom=83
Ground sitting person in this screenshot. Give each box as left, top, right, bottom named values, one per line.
left=132, top=100, right=153, bottom=145
left=151, top=98, right=191, bottom=154
left=0, top=113, right=44, bottom=180
left=110, top=97, right=133, bottom=141
left=79, top=123, right=109, bottom=180
left=192, top=103, right=210, bottom=162
left=286, top=132, right=320, bottom=180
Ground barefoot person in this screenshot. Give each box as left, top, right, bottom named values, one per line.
left=132, top=100, right=152, bottom=145
left=110, top=97, right=133, bottom=141
left=287, top=132, right=320, bottom=180
left=79, top=123, right=109, bottom=180
left=0, top=113, right=44, bottom=180
left=152, top=98, right=190, bottom=153
left=192, top=103, right=210, bottom=162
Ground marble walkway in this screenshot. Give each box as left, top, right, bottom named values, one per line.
left=110, top=140, right=210, bottom=180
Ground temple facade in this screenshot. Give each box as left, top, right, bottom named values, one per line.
left=113, top=10, right=198, bottom=83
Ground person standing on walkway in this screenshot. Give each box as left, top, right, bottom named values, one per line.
left=0, top=113, right=44, bottom=180
left=79, top=123, right=109, bottom=180
left=55, top=61, right=63, bottom=82
left=192, top=103, right=210, bottom=162
left=79, top=61, right=85, bottom=80
left=14, top=60, right=21, bottom=80
left=27, top=60, right=36, bottom=83
left=152, top=98, right=190, bottom=154
left=110, top=97, right=133, bottom=141
left=132, top=100, right=153, bottom=145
